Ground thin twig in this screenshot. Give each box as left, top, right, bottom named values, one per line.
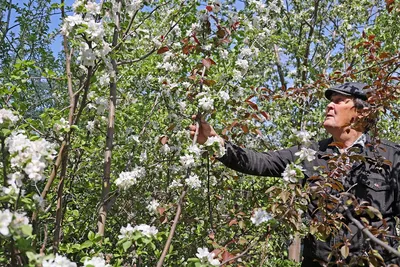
left=157, top=65, right=207, bottom=266
left=344, top=206, right=400, bottom=258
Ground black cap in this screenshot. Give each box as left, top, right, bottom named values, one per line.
left=325, top=82, right=369, bottom=101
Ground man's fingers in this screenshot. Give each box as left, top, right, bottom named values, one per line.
left=192, top=113, right=206, bottom=123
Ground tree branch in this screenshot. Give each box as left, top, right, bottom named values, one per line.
left=344, top=206, right=400, bottom=258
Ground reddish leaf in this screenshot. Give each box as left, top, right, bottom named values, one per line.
left=229, top=219, right=238, bottom=226
left=245, top=94, right=255, bottom=101
left=260, top=111, right=270, bottom=120
left=157, top=46, right=169, bottom=54
left=157, top=206, right=166, bottom=215
left=251, top=114, right=262, bottom=121
left=246, top=100, right=259, bottom=111
left=241, top=124, right=249, bottom=133
left=203, top=79, right=216, bottom=86
left=160, top=215, right=168, bottom=224
left=182, top=45, right=190, bottom=55
left=228, top=121, right=239, bottom=130
left=202, top=58, right=215, bottom=68
left=206, top=5, right=213, bottom=11
left=386, top=0, right=395, bottom=12
left=368, top=34, right=376, bottom=41
left=328, top=142, right=345, bottom=149
left=181, top=37, right=189, bottom=45
left=222, top=251, right=235, bottom=262
left=273, top=95, right=282, bottom=100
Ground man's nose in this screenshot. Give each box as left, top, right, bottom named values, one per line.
left=326, top=102, right=334, bottom=110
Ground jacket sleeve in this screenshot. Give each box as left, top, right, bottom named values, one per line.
left=217, top=141, right=298, bottom=177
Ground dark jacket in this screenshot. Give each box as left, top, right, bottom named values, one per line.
left=218, top=134, right=400, bottom=265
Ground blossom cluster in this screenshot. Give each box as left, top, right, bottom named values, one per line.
left=61, top=0, right=113, bottom=69
left=118, top=223, right=158, bottom=239
left=282, top=163, right=305, bottom=183
left=250, top=208, right=273, bottom=226
left=115, top=166, right=146, bottom=190
left=204, top=136, right=226, bottom=158
left=146, top=199, right=160, bottom=213
left=5, top=132, right=56, bottom=182
left=195, top=247, right=220, bottom=266
left=53, top=118, right=70, bottom=132
left=42, top=254, right=77, bottom=267
left=0, top=209, right=31, bottom=236
left=185, top=174, right=201, bottom=189
left=83, top=256, right=111, bottom=267
left=0, top=108, right=19, bottom=125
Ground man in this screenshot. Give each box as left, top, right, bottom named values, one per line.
left=189, top=82, right=400, bottom=266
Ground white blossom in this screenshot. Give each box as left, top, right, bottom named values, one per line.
left=84, top=256, right=111, bottom=267
left=185, top=174, right=201, bottom=189
left=218, top=90, right=230, bottom=103
left=118, top=223, right=135, bottom=239
left=292, top=129, right=315, bottom=146
left=53, top=118, right=70, bottom=132
left=10, top=212, right=31, bottom=236
left=0, top=109, right=19, bottom=124
left=239, top=47, right=253, bottom=58
left=80, top=43, right=96, bottom=67
left=42, top=254, right=77, bottom=267
left=6, top=172, right=23, bottom=192
left=85, top=2, right=101, bottom=15
left=6, top=132, right=56, bottom=182
left=236, top=59, right=249, bottom=70
left=198, top=96, right=214, bottom=111
left=180, top=154, right=195, bottom=168
left=251, top=208, right=272, bottom=226
left=147, top=199, right=160, bottom=213
left=211, top=0, right=221, bottom=12
left=72, top=0, right=84, bottom=11
left=0, top=209, right=12, bottom=236
left=232, top=69, right=243, bottom=81
left=169, top=179, right=183, bottom=188
left=282, top=164, right=304, bottom=183
left=134, top=224, right=158, bottom=237
left=295, top=147, right=317, bottom=162
left=196, top=247, right=220, bottom=266
left=219, top=49, right=228, bottom=59
left=127, top=0, right=143, bottom=15
left=188, top=145, right=202, bottom=157
left=86, top=121, right=95, bottom=132
left=115, top=167, right=146, bottom=190
left=160, top=144, right=171, bottom=154
left=95, top=97, right=108, bottom=114
left=204, top=136, right=225, bottom=157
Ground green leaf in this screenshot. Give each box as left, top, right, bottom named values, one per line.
left=88, top=231, right=95, bottom=241
left=122, top=240, right=132, bottom=252
left=20, top=224, right=33, bottom=236
left=80, top=240, right=93, bottom=249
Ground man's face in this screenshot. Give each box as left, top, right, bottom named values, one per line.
left=323, top=93, right=358, bottom=131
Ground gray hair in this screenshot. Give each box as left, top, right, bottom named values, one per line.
left=353, top=98, right=377, bottom=133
